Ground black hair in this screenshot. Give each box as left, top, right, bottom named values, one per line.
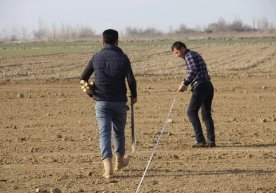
left=102, top=29, right=118, bottom=44
left=171, top=41, right=187, bottom=51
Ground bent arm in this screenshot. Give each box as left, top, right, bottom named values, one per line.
left=80, top=58, right=94, bottom=81
left=126, top=60, right=137, bottom=99
left=184, top=55, right=198, bottom=86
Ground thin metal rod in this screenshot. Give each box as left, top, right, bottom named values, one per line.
left=135, top=93, right=178, bottom=193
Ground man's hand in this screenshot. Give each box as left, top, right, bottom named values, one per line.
left=177, top=81, right=187, bottom=92
left=131, top=97, right=137, bottom=104
left=80, top=80, right=94, bottom=95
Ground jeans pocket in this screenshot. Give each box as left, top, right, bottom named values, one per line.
left=192, top=83, right=199, bottom=92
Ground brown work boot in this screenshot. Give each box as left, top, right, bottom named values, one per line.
left=102, top=158, right=113, bottom=179
left=115, top=155, right=129, bottom=171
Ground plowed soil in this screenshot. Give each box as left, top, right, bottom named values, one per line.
left=1, top=39, right=276, bottom=193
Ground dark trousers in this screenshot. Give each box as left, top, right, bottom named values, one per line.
left=187, top=81, right=215, bottom=143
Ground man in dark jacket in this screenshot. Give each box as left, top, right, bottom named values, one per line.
left=171, top=41, right=216, bottom=148
left=80, top=29, right=137, bottom=179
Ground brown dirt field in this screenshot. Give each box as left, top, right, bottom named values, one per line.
left=0, top=42, right=276, bottom=193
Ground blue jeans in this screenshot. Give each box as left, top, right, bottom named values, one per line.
left=187, top=81, right=215, bottom=143
left=95, top=101, right=127, bottom=160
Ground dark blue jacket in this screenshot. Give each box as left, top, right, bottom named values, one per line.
left=80, top=44, right=137, bottom=102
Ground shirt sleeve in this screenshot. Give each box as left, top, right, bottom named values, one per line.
left=183, top=54, right=198, bottom=86
left=125, top=57, right=137, bottom=98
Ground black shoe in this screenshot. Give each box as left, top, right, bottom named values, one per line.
left=208, top=141, right=216, bottom=147
left=192, top=141, right=207, bottom=148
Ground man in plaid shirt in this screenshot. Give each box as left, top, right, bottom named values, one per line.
left=171, top=41, right=216, bottom=148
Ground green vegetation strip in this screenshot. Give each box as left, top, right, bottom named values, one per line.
left=0, top=41, right=100, bottom=57
left=0, top=36, right=275, bottom=58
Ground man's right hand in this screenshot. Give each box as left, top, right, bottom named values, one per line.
left=80, top=80, right=93, bottom=95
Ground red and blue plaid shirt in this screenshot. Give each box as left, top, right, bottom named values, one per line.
left=183, top=49, right=210, bottom=86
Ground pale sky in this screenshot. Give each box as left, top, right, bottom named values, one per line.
left=0, top=0, right=276, bottom=34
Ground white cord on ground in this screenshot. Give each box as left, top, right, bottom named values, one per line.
left=135, top=93, right=178, bottom=193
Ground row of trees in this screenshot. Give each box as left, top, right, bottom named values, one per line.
left=204, top=17, right=274, bottom=33
left=1, top=17, right=275, bottom=42
left=6, top=24, right=96, bottom=42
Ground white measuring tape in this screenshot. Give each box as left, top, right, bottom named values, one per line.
left=135, top=93, right=178, bottom=193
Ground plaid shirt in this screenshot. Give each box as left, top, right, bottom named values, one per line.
left=183, top=49, right=210, bottom=86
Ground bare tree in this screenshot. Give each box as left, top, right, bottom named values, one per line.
left=33, top=18, right=48, bottom=40
left=125, top=26, right=162, bottom=37
left=174, top=23, right=195, bottom=33
left=257, top=16, right=269, bottom=30
left=78, top=25, right=95, bottom=38
left=206, top=17, right=255, bottom=32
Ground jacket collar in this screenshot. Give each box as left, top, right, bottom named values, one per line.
left=184, top=49, right=190, bottom=56
left=102, top=44, right=123, bottom=53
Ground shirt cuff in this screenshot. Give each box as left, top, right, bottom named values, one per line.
left=183, top=79, right=190, bottom=86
